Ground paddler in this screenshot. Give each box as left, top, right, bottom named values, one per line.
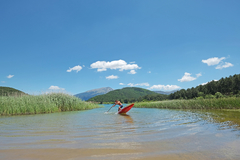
left=111, top=100, right=123, bottom=111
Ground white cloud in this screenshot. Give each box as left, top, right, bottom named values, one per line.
left=128, top=70, right=136, bottom=74
left=67, top=65, right=82, bottom=73
left=90, top=59, right=141, bottom=72
left=130, top=61, right=135, bottom=64
left=148, top=85, right=181, bottom=91
left=202, top=57, right=225, bottom=66
left=201, top=80, right=218, bottom=85
left=148, top=71, right=151, bottom=73
left=119, top=83, right=124, bottom=85
left=178, top=72, right=202, bottom=82
left=106, top=75, right=119, bottom=80
left=7, top=75, right=14, bottom=78
left=49, top=85, right=65, bottom=90
left=216, top=62, right=234, bottom=69
left=196, top=73, right=202, bottom=77
left=127, top=83, right=150, bottom=87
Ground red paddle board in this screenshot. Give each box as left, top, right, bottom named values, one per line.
left=118, top=103, right=134, bottom=114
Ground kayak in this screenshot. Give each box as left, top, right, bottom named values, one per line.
left=118, top=103, right=134, bottom=114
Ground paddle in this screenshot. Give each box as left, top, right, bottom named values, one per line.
left=105, top=105, right=115, bottom=113
left=106, top=106, right=113, bottom=112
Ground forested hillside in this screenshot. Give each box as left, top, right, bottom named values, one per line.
left=0, top=86, right=26, bottom=96
left=153, top=90, right=178, bottom=95
left=169, top=74, right=240, bottom=100
left=138, top=93, right=168, bottom=102
left=87, top=87, right=159, bottom=103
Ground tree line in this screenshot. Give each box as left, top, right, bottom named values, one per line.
left=169, top=74, right=240, bottom=100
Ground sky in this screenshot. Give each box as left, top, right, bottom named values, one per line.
left=1, top=0, right=240, bottom=95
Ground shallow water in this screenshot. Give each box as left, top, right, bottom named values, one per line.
left=1, top=104, right=240, bottom=159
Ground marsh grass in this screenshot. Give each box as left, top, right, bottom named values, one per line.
left=0, top=93, right=100, bottom=116
left=134, top=97, right=240, bottom=110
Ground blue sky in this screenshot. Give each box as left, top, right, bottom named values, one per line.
left=1, top=0, right=239, bottom=95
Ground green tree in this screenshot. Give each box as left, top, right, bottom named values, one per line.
left=215, top=92, right=223, bottom=98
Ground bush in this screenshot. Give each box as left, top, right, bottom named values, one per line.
left=215, top=92, right=223, bottom=99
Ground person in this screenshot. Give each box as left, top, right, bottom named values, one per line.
left=111, top=100, right=123, bottom=111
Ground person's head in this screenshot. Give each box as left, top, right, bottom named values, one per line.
left=115, top=100, right=118, bottom=102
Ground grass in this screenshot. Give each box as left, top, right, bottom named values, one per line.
left=0, top=93, right=100, bottom=116
left=134, top=97, right=240, bottom=110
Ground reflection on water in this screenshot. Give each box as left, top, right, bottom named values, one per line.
left=118, top=114, right=134, bottom=124
left=1, top=104, right=240, bottom=159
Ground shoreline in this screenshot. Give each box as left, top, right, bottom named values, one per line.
left=134, top=97, right=240, bottom=110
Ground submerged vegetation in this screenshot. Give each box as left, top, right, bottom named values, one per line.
left=135, top=97, right=240, bottom=110
left=0, top=93, right=100, bottom=116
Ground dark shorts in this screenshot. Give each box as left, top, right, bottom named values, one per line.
left=119, top=105, right=123, bottom=108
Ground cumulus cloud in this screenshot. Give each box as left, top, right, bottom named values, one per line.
left=119, top=83, right=125, bottom=85
left=196, top=73, right=202, bottom=77
left=67, top=65, right=82, bottom=73
left=127, top=83, right=150, bottom=87
left=106, top=75, right=119, bottom=80
left=178, top=72, right=201, bottom=82
left=148, top=85, right=181, bottom=91
left=49, top=85, right=65, bottom=90
left=128, top=70, right=136, bottom=74
left=90, top=59, right=141, bottom=72
left=216, top=62, right=234, bottom=69
left=201, top=80, right=218, bottom=86
left=202, top=57, right=225, bottom=66
left=7, top=75, right=14, bottom=79
left=202, top=57, right=233, bottom=69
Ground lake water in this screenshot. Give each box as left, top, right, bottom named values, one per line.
left=1, top=104, right=240, bottom=160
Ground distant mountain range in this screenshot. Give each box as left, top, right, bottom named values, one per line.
left=74, top=87, right=114, bottom=101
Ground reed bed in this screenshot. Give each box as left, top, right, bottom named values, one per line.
left=0, top=93, right=100, bottom=116
left=134, top=97, right=240, bottom=110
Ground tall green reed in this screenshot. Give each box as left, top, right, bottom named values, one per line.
left=134, top=97, right=240, bottom=110
left=0, top=93, right=100, bottom=116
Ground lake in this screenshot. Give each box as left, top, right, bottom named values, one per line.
left=1, top=104, right=240, bottom=160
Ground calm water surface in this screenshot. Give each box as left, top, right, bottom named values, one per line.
left=1, top=104, right=240, bottom=159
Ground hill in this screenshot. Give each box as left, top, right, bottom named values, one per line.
left=87, top=87, right=159, bottom=103
left=74, top=87, right=114, bottom=101
left=0, top=86, right=26, bottom=96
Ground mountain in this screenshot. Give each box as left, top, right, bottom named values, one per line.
left=153, top=90, right=178, bottom=95
left=74, top=87, right=114, bottom=101
left=0, top=86, right=26, bottom=96
left=87, top=87, right=158, bottom=103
